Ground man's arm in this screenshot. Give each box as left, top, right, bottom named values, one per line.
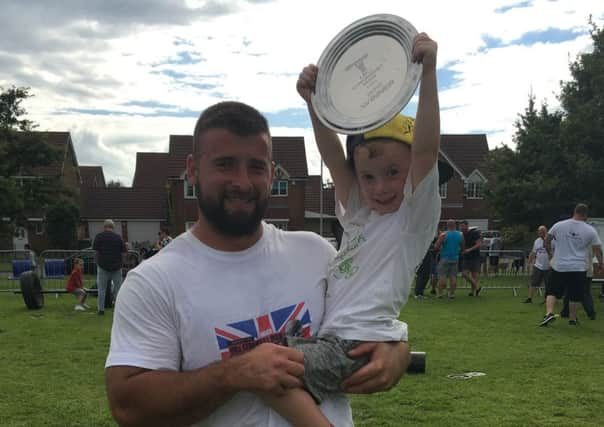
left=593, top=244, right=603, bottom=274
left=544, top=234, right=554, bottom=260
left=410, top=33, right=440, bottom=189
left=297, top=65, right=355, bottom=206
left=434, top=232, right=446, bottom=250
left=106, top=343, right=304, bottom=427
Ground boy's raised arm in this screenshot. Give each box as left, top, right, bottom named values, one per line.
left=410, top=33, right=440, bottom=189
left=297, top=65, right=355, bottom=206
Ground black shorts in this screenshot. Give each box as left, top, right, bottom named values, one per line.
left=462, top=257, right=481, bottom=273
left=530, top=268, right=550, bottom=288
left=547, top=270, right=586, bottom=302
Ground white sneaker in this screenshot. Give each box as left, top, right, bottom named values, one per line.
left=82, top=304, right=90, bottom=309
left=75, top=305, right=86, bottom=311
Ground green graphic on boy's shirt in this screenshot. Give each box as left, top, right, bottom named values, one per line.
left=332, top=225, right=365, bottom=279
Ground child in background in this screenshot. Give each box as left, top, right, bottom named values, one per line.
left=66, top=258, right=89, bottom=311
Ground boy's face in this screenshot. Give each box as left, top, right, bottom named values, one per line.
left=353, top=140, right=411, bottom=214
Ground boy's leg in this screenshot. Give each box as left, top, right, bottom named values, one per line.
left=261, top=390, right=332, bottom=427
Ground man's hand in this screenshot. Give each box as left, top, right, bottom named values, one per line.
left=296, top=64, right=318, bottom=104
left=341, top=341, right=410, bottom=393
left=225, top=343, right=305, bottom=397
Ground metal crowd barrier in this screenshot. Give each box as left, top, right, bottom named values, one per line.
left=0, top=249, right=140, bottom=292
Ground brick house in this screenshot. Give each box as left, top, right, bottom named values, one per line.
left=9, top=131, right=81, bottom=251
left=439, top=134, right=490, bottom=230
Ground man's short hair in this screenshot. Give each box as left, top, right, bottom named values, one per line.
left=104, top=219, right=114, bottom=229
left=574, top=203, right=589, bottom=217
left=192, top=101, right=271, bottom=157
left=460, top=220, right=469, bottom=225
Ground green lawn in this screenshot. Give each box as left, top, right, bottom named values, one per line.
left=1, top=277, right=603, bottom=426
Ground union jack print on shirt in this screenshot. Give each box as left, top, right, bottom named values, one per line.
left=214, top=302, right=312, bottom=360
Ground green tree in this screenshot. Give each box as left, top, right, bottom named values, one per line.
left=485, top=23, right=604, bottom=228
left=0, top=86, right=65, bottom=245
left=45, top=199, right=79, bottom=249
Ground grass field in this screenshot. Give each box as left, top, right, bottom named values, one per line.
left=1, top=277, right=603, bottom=427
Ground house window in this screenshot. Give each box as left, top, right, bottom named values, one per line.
left=184, top=181, right=196, bottom=199
left=439, top=183, right=448, bottom=199
left=465, top=182, right=484, bottom=199
left=271, top=180, right=288, bottom=196
left=35, top=222, right=44, bottom=235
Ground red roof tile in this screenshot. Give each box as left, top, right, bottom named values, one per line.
left=80, top=187, right=167, bottom=220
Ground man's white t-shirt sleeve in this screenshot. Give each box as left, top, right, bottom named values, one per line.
left=106, top=268, right=180, bottom=370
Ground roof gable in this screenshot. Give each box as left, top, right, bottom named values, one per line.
left=25, top=131, right=76, bottom=177
left=440, top=134, right=489, bottom=178
left=79, top=166, right=106, bottom=187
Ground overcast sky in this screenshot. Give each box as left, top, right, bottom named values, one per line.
left=1, top=0, right=602, bottom=185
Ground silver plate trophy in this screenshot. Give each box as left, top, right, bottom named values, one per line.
left=311, top=14, right=421, bottom=134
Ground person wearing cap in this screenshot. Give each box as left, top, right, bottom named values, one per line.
left=263, top=33, right=441, bottom=426
left=92, top=219, right=127, bottom=315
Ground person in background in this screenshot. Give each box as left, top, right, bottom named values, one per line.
left=524, top=225, right=550, bottom=303
left=92, top=219, right=127, bottom=315
left=540, top=204, right=603, bottom=326
left=66, top=258, right=88, bottom=311
left=157, top=229, right=173, bottom=249
left=460, top=220, right=482, bottom=296
left=435, top=219, right=464, bottom=299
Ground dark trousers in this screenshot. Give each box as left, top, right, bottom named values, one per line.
left=561, top=277, right=596, bottom=318
left=415, top=253, right=432, bottom=296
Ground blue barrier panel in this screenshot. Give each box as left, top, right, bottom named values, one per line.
left=44, top=259, right=66, bottom=279
left=12, top=260, right=34, bottom=279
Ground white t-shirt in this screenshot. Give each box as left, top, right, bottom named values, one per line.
left=549, top=219, right=602, bottom=272
left=106, top=223, right=353, bottom=427
left=531, top=237, right=550, bottom=271
left=320, top=165, right=440, bottom=342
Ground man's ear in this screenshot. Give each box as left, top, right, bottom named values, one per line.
left=186, top=154, right=197, bottom=184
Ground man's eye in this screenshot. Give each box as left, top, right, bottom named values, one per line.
left=387, top=169, right=399, bottom=177
left=215, top=159, right=234, bottom=168
left=362, top=174, right=374, bottom=181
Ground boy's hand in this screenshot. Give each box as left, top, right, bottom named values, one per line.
left=341, top=341, right=409, bottom=393
left=296, top=64, right=318, bottom=104
left=412, top=32, right=437, bottom=73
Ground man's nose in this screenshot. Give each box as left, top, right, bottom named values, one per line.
left=230, top=165, right=253, bottom=190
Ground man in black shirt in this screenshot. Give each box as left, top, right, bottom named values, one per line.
left=93, top=219, right=126, bottom=314
left=460, top=220, right=483, bottom=296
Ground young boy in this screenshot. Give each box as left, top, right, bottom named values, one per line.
left=66, top=258, right=89, bottom=311
left=264, top=33, right=441, bottom=426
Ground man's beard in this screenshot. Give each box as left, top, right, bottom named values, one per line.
left=196, top=185, right=267, bottom=237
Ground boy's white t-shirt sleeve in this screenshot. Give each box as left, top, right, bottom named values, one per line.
left=335, top=182, right=362, bottom=226
left=106, top=268, right=180, bottom=371
left=399, top=163, right=441, bottom=233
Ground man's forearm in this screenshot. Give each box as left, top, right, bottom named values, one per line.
left=107, top=363, right=235, bottom=427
